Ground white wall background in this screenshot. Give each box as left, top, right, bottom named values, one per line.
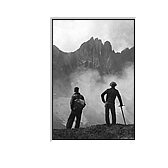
left=0, top=0, right=168, bottom=168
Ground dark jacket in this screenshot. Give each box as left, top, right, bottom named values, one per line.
left=70, top=92, right=86, bottom=111
left=101, top=88, right=123, bottom=106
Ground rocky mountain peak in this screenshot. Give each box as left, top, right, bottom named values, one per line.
left=53, top=37, right=134, bottom=79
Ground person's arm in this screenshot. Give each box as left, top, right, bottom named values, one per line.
left=70, top=95, right=75, bottom=110
left=81, top=95, right=86, bottom=107
left=116, top=90, right=123, bottom=106
left=101, top=90, right=107, bottom=103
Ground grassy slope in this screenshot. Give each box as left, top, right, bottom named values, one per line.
left=53, top=124, right=135, bottom=140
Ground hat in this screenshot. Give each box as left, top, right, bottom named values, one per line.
left=110, top=82, right=117, bottom=87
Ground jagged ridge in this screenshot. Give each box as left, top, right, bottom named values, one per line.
left=53, top=37, right=134, bottom=80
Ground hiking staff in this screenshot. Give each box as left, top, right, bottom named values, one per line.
left=119, top=105, right=126, bottom=125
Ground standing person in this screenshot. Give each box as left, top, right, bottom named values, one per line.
left=101, top=82, right=123, bottom=126
left=66, top=87, right=86, bottom=129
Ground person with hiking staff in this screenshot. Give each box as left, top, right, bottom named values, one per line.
left=101, top=82, right=124, bottom=126
left=66, top=87, right=86, bottom=129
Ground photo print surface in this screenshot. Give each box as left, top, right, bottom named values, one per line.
left=52, top=19, right=135, bottom=140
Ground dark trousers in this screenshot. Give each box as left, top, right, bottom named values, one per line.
left=66, top=110, right=82, bottom=129
left=105, top=104, right=116, bottom=125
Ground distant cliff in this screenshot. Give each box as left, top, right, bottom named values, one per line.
left=53, top=37, right=134, bottom=80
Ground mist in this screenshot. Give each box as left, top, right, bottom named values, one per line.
left=53, top=65, right=134, bottom=128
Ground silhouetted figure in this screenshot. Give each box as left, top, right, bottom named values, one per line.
left=66, top=87, right=86, bottom=129
left=101, top=82, right=123, bottom=126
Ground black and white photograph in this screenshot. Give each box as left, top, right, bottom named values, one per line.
left=52, top=19, right=135, bottom=139
left=2, top=0, right=168, bottom=167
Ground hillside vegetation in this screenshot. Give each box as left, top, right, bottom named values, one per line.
left=53, top=124, right=134, bottom=140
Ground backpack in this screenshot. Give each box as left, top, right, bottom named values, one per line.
left=73, top=94, right=85, bottom=110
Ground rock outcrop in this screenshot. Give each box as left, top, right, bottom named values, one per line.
left=53, top=37, right=134, bottom=80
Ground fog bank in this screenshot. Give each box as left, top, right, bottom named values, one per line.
left=53, top=65, right=134, bottom=128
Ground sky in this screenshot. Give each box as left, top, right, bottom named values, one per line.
left=53, top=20, right=134, bottom=52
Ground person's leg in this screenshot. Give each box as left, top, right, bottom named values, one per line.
left=105, top=106, right=110, bottom=126
left=66, top=111, right=75, bottom=129
left=111, top=105, right=116, bottom=124
left=75, top=111, right=82, bottom=128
